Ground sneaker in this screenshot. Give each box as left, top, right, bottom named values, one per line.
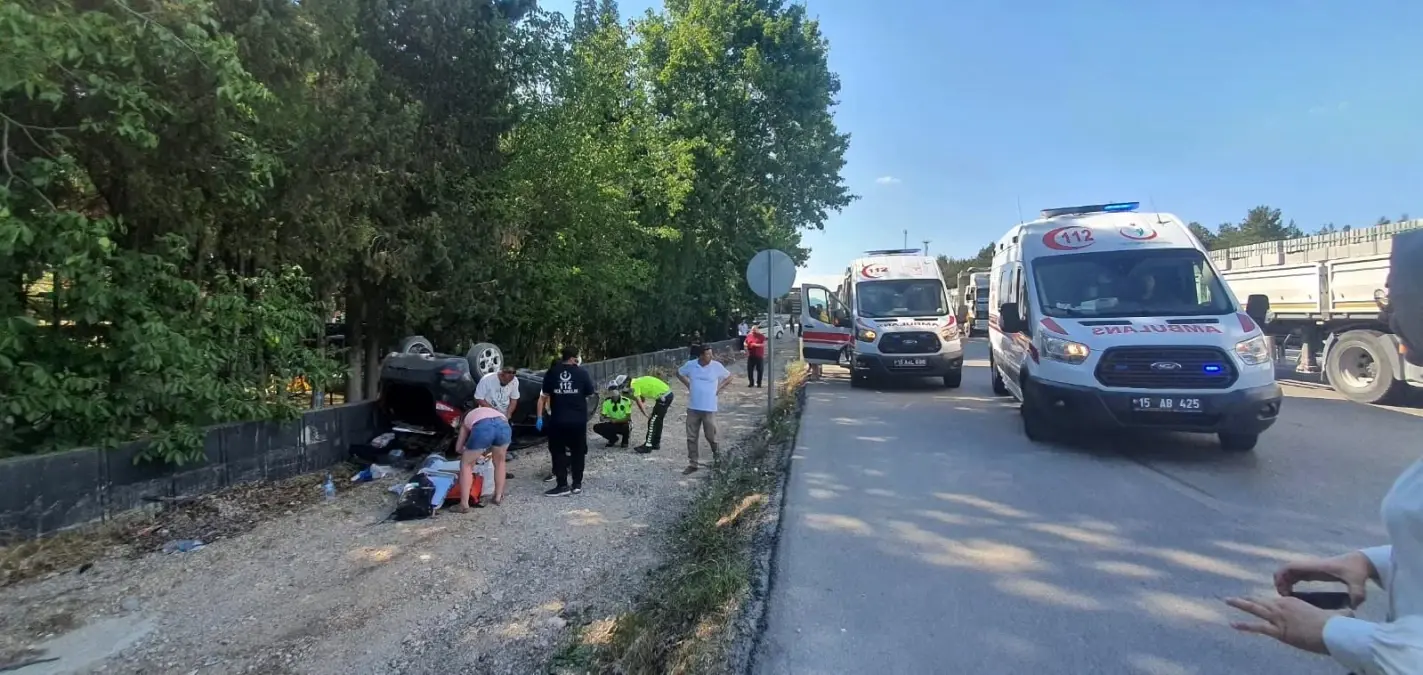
left=682, top=465, right=699, bottom=475
left=634, top=445, right=653, bottom=454
left=620, top=442, right=629, bottom=449
left=571, top=485, right=582, bottom=495
left=544, top=485, right=572, bottom=497
left=543, top=474, right=556, bottom=483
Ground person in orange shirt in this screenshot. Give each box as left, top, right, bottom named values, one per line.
left=744, top=324, right=767, bottom=387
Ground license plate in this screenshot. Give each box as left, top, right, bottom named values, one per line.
left=1131, top=396, right=1204, bottom=412
left=892, top=358, right=927, bottom=368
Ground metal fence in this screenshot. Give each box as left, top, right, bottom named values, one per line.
left=0, top=338, right=740, bottom=539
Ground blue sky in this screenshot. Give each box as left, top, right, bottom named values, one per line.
left=540, top=0, right=1423, bottom=283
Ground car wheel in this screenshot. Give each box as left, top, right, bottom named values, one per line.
left=466, top=342, right=504, bottom=377
left=399, top=335, right=435, bottom=355
left=1218, top=432, right=1259, bottom=453
left=943, top=370, right=962, bottom=388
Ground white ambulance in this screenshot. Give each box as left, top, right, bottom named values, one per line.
left=800, top=249, right=964, bottom=388
left=987, top=202, right=1282, bottom=452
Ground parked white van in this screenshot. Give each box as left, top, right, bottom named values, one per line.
left=987, top=202, right=1282, bottom=452
left=800, top=248, right=964, bottom=388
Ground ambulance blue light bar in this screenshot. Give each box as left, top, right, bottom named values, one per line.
left=1040, top=202, right=1141, bottom=219
left=864, top=248, right=922, bottom=256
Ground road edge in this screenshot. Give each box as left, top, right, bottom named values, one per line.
left=726, top=381, right=807, bottom=675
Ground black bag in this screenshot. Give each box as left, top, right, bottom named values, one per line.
left=392, top=473, right=436, bottom=521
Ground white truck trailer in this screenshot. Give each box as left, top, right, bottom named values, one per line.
left=1214, top=220, right=1423, bottom=404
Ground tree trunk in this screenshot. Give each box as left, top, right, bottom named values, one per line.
left=363, top=293, right=381, bottom=401
left=344, top=278, right=365, bottom=402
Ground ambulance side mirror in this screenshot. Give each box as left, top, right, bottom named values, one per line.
left=998, top=303, right=1024, bottom=334
left=1245, top=294, right=1270, bottom=327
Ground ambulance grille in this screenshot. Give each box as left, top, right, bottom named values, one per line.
left=1094, top=346, right=1237, bottom=390
left=879, top=331, right=940, bottom=354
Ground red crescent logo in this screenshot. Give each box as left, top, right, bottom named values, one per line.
left=860, top=264, right=889, bottom=278
left=1119, top=226, right=1158, bottom=241
left=1042, top=226, right=1095, bottom=251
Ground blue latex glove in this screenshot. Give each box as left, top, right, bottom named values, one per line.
left=535, top=416, right=544, bottom=432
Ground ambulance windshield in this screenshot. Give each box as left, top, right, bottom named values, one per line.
left=1032, top=248, right=1235, bottom=318
left=856, top=279, right=949, bottom=318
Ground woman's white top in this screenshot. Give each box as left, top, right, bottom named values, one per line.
left=1324, top=459, right=1423, bottom=673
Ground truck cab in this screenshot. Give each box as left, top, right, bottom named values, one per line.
left=800, top=249, right=965, bottom=388
left=987, top=202, right=1282, bottom=452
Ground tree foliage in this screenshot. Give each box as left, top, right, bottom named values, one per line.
left=0, top=0, right=852, bottom=461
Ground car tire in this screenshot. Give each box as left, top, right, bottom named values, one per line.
left=943, top=370, right=962, bottom=388
left=1218, top=432, right=1259, bottom=453
left=465, top=342, right=504, bottom=377
left=990, top=355, right=1010, bottom=396
left=1325, top=329, right=1407, bottom=405
left=398, top=335, right=435, bottom=355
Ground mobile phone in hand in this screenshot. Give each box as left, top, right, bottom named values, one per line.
left=1292, top=591, right=1352, bottom=610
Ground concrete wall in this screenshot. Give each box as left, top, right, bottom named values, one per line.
left=1210, top=220, right=1422, bottom=271
left=0, top=339, right=740, bottom=539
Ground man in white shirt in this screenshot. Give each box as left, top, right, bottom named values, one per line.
left=736, top=320, right=750, bottom=351
left=475, top=366, right=522, bottom=460
left=475, top=367, right=520, bottom=419
left=676, top=345, right=732, bottom=475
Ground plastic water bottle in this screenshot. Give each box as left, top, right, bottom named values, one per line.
left=323, top=474, right=336, bottom=501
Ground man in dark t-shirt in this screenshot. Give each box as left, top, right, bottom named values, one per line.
left=536, top=346, right=596, bottom=496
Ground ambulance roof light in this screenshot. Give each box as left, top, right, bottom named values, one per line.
left=863, top=248, right=922, bottom=256
left=1040, top=202, right=1141, bottom=219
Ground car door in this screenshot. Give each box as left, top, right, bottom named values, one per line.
left=800, top=284, right=851, bottom=364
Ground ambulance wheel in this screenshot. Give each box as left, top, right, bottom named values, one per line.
left=1218, top=432, right=1259, bottom=453
left=398, top=335, right=435, bottom=355
left=942, top=370, right=962, bottom=388
left=466, top=342, right=504, bottom=377
left=990, top=355, right=1010, bottom=396
left=1020, top=385, right=1054, bottom=443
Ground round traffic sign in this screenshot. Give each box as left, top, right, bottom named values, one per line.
left=746, top=249, right=796, bottom=299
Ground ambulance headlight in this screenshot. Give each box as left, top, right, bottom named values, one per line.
left=1235, top=335, right=1272, bottom=366
left=1042, top=335, right=1090, bottom=364
left=856, top=328, right=877, bottom=343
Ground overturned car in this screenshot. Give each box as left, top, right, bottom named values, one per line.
left=371, top=336, right=599, bottom=457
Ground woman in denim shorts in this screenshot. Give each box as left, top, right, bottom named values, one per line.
left=453, top=407, right=513, bottom=511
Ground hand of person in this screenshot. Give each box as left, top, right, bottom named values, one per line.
left=1225, top=595, right=1351, bottom=655
left=1274, top=551, right=1372, bottom=608
left=535, top=416, right=544, bottom=432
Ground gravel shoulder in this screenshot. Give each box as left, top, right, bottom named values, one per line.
left=0, top=358, right=775, bottom=675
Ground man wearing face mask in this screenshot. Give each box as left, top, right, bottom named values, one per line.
left=536, top=346, right=596, bottom=496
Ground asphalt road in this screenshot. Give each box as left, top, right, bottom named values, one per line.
left=753, top=339, right=1423, bottom=675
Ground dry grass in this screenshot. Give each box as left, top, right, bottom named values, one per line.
left=0, top=471, right=348, bottom=588
left=555, top=361, right=808, bottom=675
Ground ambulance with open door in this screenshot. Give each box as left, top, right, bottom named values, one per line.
left=800, top=249, right=964, bottom=388
left=987, top=202, right=1282, bottom=452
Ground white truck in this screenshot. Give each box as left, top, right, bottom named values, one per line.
left=1215, top=220, right=1423, bottom=404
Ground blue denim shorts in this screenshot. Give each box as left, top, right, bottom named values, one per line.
left=466, top=417, right=512, bottom=451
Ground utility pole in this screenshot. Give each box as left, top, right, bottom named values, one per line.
left=923, top=239, right=931, bottom=256
left=903, top=229, right=908, bottom=249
